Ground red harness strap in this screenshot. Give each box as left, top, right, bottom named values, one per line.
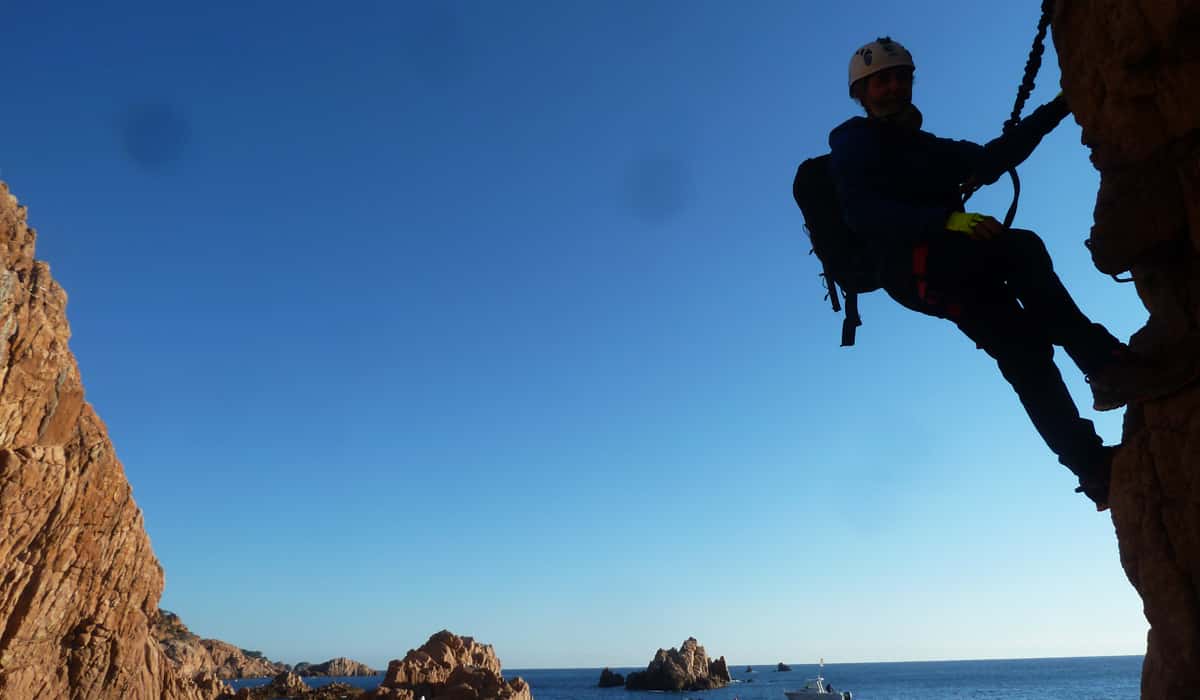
left=911, top=242, right=962, bottom=319
left=912, top=243, right=929, bottom=301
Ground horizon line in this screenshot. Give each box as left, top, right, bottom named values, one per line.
left=499, top=653, right=1144, bottom=673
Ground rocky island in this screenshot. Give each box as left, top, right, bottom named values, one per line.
left=624, top=637, right=731, bottom=691
left=365, top=630, right=531, bottom=700
left=293, top=658, right=378, bottom=677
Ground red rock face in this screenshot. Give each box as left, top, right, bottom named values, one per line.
left=1055, top=3, right=1200, bottom=698
left=0, top=185, right=220, bottom=698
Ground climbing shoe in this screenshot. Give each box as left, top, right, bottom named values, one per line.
left=1088, top=362, right=1145, bottom=412
left=1075, top=476, right=1110, bottom=512
left=1088, top=339, right=1200, bottom=411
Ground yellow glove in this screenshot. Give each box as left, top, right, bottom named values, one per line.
left=946, top=212, right=1002, bottom=240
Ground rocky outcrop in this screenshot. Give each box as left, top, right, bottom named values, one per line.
left=233, top=672, right=309, bottom=699
left=294, top=657, right=377, bottom=677
left=711, top=655, right=730, bottom=680
left=156, top=610, right=223, bottom=679
left=366, top=630, right=531, bottom=700
left=777, top=662, right=791, bottom=672
left=267, top=672, right=309, bottom=696
left=234, top=677, right=366, bottom=700
left=597, top=668, right=624, bottom=687
left=308, top=683, right=363, bottom=700
left=153, top=609, right=289, bottom=679
left=1054, top=3, right=1200, bottom=698
left=204, top=639, right=289, bottom=680
left=0, top=184, right=224, bottom=698
left=624, top=637, right=731, bottom=691
left=305, top=683, right=363, bottom=699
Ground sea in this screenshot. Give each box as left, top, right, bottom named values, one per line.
left=229, top=656, right=1142, bottom=700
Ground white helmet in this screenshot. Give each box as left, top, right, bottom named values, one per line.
left=848, top=37, right=915, bottom=95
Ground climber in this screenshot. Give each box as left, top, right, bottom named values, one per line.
left=827, top=37, right=1138, bottom=510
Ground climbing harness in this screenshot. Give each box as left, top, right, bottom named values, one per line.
left=962, top=0, right=1054, bottom=229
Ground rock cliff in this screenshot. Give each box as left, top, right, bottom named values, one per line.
left=366, top=630, right=531, bottom=700
left=624, top=637, right=731, bottom=691
left=0, top=184, right=223, bottom=699
left=1054, top=2, right=1200, bottom=698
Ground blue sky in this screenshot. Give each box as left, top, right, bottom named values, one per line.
left=2, top=2, right=1148, bottom=670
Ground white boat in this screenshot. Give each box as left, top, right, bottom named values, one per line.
left=783, top=659, right=851, bottom=700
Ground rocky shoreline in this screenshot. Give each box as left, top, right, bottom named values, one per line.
left=205, top=630, right=530, bottom=700
left=154, top=610, right=377, bottom=681
left=157, top=611, right=756, bottom=700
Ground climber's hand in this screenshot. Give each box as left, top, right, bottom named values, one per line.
left=946, top=212, right=1004, bottom=240
left=971, top=215, right=1004, bottom=239
left=959, top=176, right=979, bottom=198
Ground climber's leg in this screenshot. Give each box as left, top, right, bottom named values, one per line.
left=954, top=300, right=1112, bottom=509
left=990, top=229, right=1200, bottom=410
left=886, top=233, right=1113, bottom=509
left=967, top=228, right=1124, bottom=373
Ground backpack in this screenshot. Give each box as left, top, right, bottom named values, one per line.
left=792, top=154, right=881, bottom=346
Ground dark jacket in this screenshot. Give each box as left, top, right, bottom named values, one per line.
left=828, top=96, right=1070, bottom=265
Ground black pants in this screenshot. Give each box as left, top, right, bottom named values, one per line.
left=883, top=228, right=1121, bottom=478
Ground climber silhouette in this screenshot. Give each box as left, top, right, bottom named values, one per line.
left=826, top=37, right=1141, bottom=510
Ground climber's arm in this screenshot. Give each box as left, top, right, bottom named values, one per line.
left=971, top=95, right=1071, bottom=185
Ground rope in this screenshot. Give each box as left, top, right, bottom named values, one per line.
left=1005, top=0, right=1055, bottom=135
left=966, top=0, right=1055, bottom=227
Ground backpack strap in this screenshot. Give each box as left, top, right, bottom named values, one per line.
left=841, top=290, right=862, bottom=347
left=823, top=259, right=862, bottom=347
left=820, top=262, right=842, bottom=313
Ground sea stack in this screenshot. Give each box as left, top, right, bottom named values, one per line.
left=624, top=637, right=731, bottom=691
left=366, top=630, right=530, bottom=700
